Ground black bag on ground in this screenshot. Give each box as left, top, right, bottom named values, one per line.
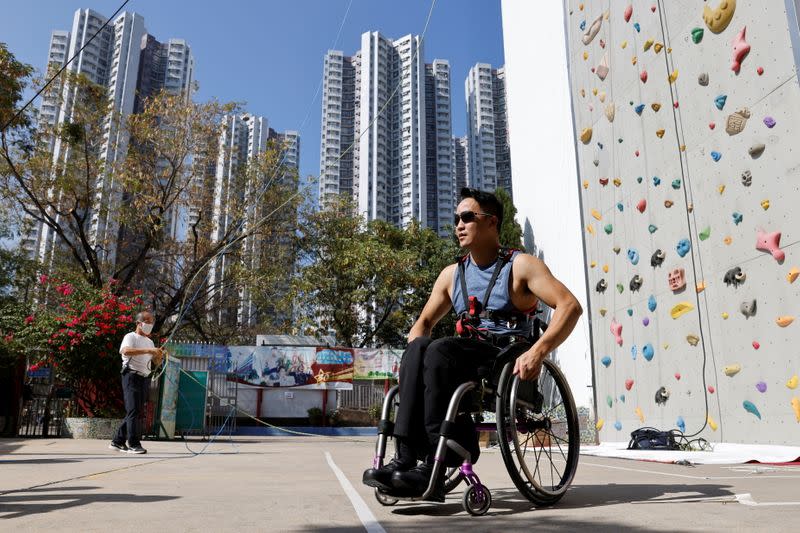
left=627, top=427, right=680, bottom=450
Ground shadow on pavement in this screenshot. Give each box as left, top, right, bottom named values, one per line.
left=0, top=458, right=81, bottom=465
left=0, top=485, right=180, bottom=520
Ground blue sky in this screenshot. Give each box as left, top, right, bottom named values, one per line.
left=1, top=0, right=505, bottom=188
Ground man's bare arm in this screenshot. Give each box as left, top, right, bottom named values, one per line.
left=513, top=255, right=583, bottom=380
left=121, top=347, right=162, bottom=357
left=408, top=264, right=455, bottom=342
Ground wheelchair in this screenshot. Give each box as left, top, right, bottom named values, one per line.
left=370, top=316, right=580, bottom=516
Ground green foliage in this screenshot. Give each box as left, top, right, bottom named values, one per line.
left=495, top=187, right=524, bottom=250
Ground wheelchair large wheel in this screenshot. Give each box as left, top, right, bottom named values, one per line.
left=496, top=358, right=579, bottom=505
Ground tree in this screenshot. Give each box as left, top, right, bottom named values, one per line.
left=495, top=187, right=524, bottom=250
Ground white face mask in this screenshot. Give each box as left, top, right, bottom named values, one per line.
left=139, top=322, right=154, bottom=335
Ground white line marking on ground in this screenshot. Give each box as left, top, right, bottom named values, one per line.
left=325, top=451, right=386, bottom=533
left=735, top=493, right=800, bottom=507
left=581, top=461, right=800, bottom=480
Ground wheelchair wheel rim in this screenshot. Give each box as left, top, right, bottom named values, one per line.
left=507, top=360, right=578, bottom=498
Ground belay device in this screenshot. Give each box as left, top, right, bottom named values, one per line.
left=455, top=248, right=517, bottom=341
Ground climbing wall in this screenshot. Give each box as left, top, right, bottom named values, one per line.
left=566, top=0, right=800, bottom=444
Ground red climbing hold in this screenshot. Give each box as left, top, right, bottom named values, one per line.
left=640, top=70, right=648, bottom=83
left=637, top=199, right=647, bottom=213
left=625, top=379, right=634, bottom=390
left=757, top=66, right=764, bottom=75
left=673, top=101, right=679, bottom=108
left=651, top=4, right=656, bottom=12
left=624, top=4, right=633, bottom=22
left=708, top=385, right=715, bottom=394
left=752, top=341, right=760, bottom=350
left=675, top=372, right=681, bottom=380
left=635, top=150, right=640, bottom=157
left=709, top=122, right=715, bottom=130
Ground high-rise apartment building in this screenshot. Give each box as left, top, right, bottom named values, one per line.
left=465, top=63, right=512, bottom=197
left=453, top=135, right=469, bottom=194
left=319, top=32, right=453, bottom=235
left=20, top=8, right=194, bottom=268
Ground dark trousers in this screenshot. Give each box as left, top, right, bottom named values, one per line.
left=113, top=372, right=150, bottom=447
left=393, top=337, right=499, bottom=459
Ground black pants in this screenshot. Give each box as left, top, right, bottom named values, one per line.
left=113, top=372, right=150, bottom=447
left=393, top=337, right=499, bottom=461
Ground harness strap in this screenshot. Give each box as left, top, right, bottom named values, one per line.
left=457, top=248, right=514, bottom=316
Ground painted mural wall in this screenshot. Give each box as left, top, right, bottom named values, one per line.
left=566, top=0, right=800, bottom=444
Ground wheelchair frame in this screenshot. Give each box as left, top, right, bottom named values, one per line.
left=370, top=317, right=580, bottom=515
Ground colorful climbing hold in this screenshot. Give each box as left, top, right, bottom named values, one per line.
left=596, top=418, right=605, bottom=430
left=722, top=312, right=729, bottom=319
left=631, top=55, right=638, bottom=65
left=668, top=70, right=678, bottom=83
left=676, top=238, right=691, bottom=258
left=676, top=416, right=685, bottom=432
left=625, top=379, right=634, bottom=391
left=664, top=200, right=673, bottom=208
left=707, top=415, right=718, bottom=431
left=651, top=103, right=661, bottom=113
left=670, top=302, right=695, bottom=319
left=686, top=334, right=699, bottom=346
left=636, top=199, right=647, bottom=213
left=724, top=364, right=742, bottom=377
left=619, top=394, right=626, bottom=403
left=631, top=345, right=637, bottom=360
left=628, top=248, right=640, bottom=265
left=613, top=177, right=622, bottom=187
left=630, top=276, right=643, bottom=292
left=743, top=400, right=761, bottom=419
left=756, top=381, right=767, bottom=393
left=696, top=281, right=706, bottom=293
left=714, top=94, right=727, bottom=110
left=708, top=385, right=716, bottom=394
left=709, top=122, right=716, bottom=130
left=656, top=129, right=665, bottom=138
left=653, top=176, right=661, bottom=186
left=599, top=308, right=607, bottom=316
left=605, top=103, right=616, bottom=122
left=792, top=398, right=800, bottom=422
left=601, top=355, right=612, bottom=367
left=732, top=212, right=743, bottom=225
left=718, top=185, right=726, bottom=194
left=634, top=22, right=640, bottom=32
left=703, top=0, right=736, bottom=34
left=699, top=227, right=711, bottom=241
left=752, top=341, right=760, bottom=350
left=635, top=407, right=645, bottom=423
left=668, top=268, right=686, bottom=291
left=580, top=127, right=593, bottom=144
left=616, top=283, right=624, bottom=294
left=636, top=176, right=643, bottom=184
left=614, top=420, right=622, bottom=431
left=642, top=343, right=655, bottom=361
left=757, top=66, right=764, bottom=75
left=787, top=267, right=800, bottom=283
left=691, top=27, right=704, bottom=43
left=648, top=295, right=657, bottom=312
left=787, top=375, right=799, bottom=389
left=604, top=224, right=613, bottom=234
left=626, top=308, right=634, bottom=316
left=611, top=318, right=623, bottom=346
left=674, top=373, right=681, bottom=381
left=776, top=316, right=795, bottom=327
left=579, top=20, right=586, bottom=31
left=642, top=317, right=650, bottom=326
left=711, top=151, right=722, bottom=162
left=731, top=26, right=750, bottom=74
left=755, top=229, right=784, bottom=261
left=761, top=199, right=770, bottom=210
left=606, top=395, right=613, bottom=408
left=602, top=264, right=609, bottom=273
left=624, top=4, right=633, bottom=22
left=654, top=43, right=664, bottom=53
left=648, top=224, right=658, bottom=234
left=591, top=209, right=602, bottom=220
left=671, top=179, right=681, bottom=190
left=643, top=38, right=654, bottom=52
left=764, top=116, right=776, bottom=128
left=621, top=40, right=628, bottom=49
left=617, top=202, right=624, bottom=212
left=635, top=103, right=645, bottom=114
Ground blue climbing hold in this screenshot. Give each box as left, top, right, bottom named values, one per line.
left=648, top=224, right=658, bottom=234
left=637, top=176, right=643, bottom=183
left=598, top=142, right=604, bottom=150
left=580, top=20, right=586, bottom=30
left=614, top=420, right=623, bottom=431
left=643, top=343, right=655, bottom=361
left=627, top=308, right=633, bottom=316
left=619, top=394, right=626, bottom=403
left=628, top=248, right=640, bottom=265
left=714, top=94, right=727, bottom=110
left=676, top=416, right=686, bottom=433
left=653, top=176, right=661, bottom=186
left=711, top=151, right=722, bottom=162
left=631, top=345, right=637, bottom=360
left=676, top=238, right=691, bottom=257
left=671, top=179, right=681, bottom=190
left=635, top=104, right=645, bottom=115
left=601, top=355, right=612, bottom=367
left=633, top=22, right=641, bottom=32
left=743, top=400, right=762, bottom=419
left=617, top=202, right=624, bottom=212
left=732, top=212, right=743, bottom=225
left=648, top=295, right=657, bottom=312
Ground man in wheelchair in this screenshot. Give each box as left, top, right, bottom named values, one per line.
left=363, top=187, right=583, bottom=500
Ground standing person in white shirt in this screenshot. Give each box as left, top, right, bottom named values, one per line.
left=109, top=311, right=164, bottom=454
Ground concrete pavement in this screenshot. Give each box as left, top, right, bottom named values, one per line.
left=2, top=436, right=799, bottom=531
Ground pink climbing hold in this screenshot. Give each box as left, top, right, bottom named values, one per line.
left=753, top=341, right=760, bottom=350
left=640, top=70, right=648, bottom=83
left=624, top=4, right=633, bottom=22
left=611, top=319, right=623, bottom=346
left=635, top=150, right=640, bottom=157
left=675, top=372, right=681, bottom=381
left=673, top=101, right=679, bottom=108
left=708, top=385, right=715, bottom=394
left=709, top=122, right=715, bottom=130
left=757, top=66, right=764, bottom=75
left=731, top=27, right=751, bottom=74
left=651, top=4, right=656, bottom=12
left=637, top=199, right=647, bottom=213
left=625, top=379, right=634, bottom=391
left=755, top=229, right=785, bottom=262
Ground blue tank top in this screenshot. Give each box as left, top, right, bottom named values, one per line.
left=452, top=251, right=528, bottom=335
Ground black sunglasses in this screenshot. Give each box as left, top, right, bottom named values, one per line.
left=454, top=210, right=494, bottom=225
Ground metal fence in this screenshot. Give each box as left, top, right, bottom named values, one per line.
left=177, top=355, right=238, bottom=436
left=337, top=380, right=388, bottom=411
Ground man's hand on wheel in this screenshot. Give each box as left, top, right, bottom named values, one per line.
left=513, top=348, right=545, bottom=381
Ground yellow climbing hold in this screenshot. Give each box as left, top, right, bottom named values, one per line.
left=663, top=343, right=669, bottom=349
left=777, top=316, right=795, bottom=327
left=598, top=91, right=606, bottom=103
left=590, top=261, right=597, bottom=268
left=656, top=129, right=665, bottom=138
left=654, top=42, right=664, bottom=53
left=787, top=375, right=799, bottom=389
left=670, top=302, right=695, bottom=319
left=718, top=185, right=726, bottom=194
left=787, top=267, right=799, bottom=283
left=668, top=70, right=679, bottom=83
left=602, top=264, right=609, bottom=273
left=631, top=55, right=637, bottom=65
left=703, top=0, right=736, bottom=34
left=591, top=209, right=602, bottom=220
left=723, top=364, right=742, bottom=377
left=761, top=199, right=770, bottom=210
left=707, top=415, right=718, bottom=431
left=722, top=312, right=729, bottom=319
left=592, top=87, right=598, bottom=96
left=651, top=103, right=661, bottom=112
left=596, top=418, right=605, bottom=430
left=580, top=127, right=593, bottom=144
left=586, top=224, right=595, bottom=235
left=583, top=180, right=589, bottom=189
left=696, top=281, right=706, bottom=293
left=583, top=51, right=589, bottom=60
left=792, top=398, right=800, bottom=422
left=613, top=178, right=622, bottom=187
left=599, top=308, right=607, bottom=317
left=686, top=334, right=700, bottom=346
left=643, top=38, right=654, bottom=51
left=680, top=144, right=686, bottom=152
left=579, top=3, right=584, bottom=10
left=621, top=40, right=628, bottom=49
left=635, top=407, right=645, bottom=423
left=724, top=236, right=732, bottom=245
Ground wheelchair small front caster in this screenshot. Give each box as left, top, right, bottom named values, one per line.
left=374, top=489, right=398, bottom=506
left=462, top=484, right=492, bottom=516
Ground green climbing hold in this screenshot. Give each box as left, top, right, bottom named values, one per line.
left=699, top=227, right=711, bottom=240
left=616, top=283, right=624, bottom=294
left=691, top=27, right=704, bottom=44
left=648, top=224, right=658, bottom=234
left=604, top=224, right=613, bottom=234
left=606, top=395, right=613, bottom=408
left=618, top=138, right=623, bottom=143
left=671, top=179, right=682, bottom=190
left=637, top=176, right=643, bottom=183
